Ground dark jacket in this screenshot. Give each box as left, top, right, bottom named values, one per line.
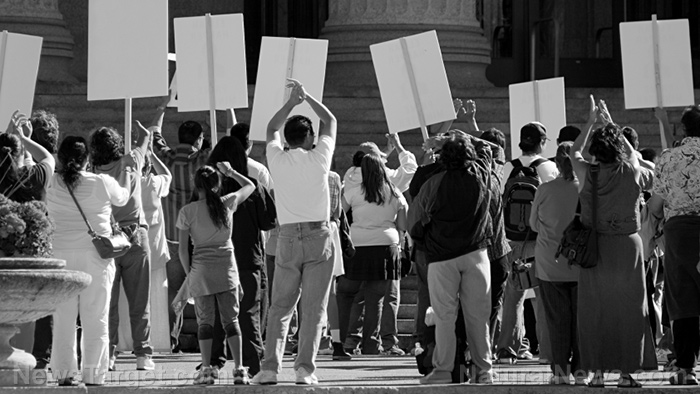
left=408, top=141, right=494, bottom=263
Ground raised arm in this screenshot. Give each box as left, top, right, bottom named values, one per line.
left=134, top=120, right=151, bottom=153
left=226, top=108, right=237, bottom=131
left=266, top=81, right=305, bottom=143
left=570, top=96, right=596, bottom=191
left=216, top=162, right=255, bottom=208
left=149, top=96, right=170, bottom=131
left=303, top=87, right=337, bottom=141
left=9, top=111, right=55, bottom=172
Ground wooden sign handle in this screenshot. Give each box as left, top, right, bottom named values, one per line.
left=0, top=31, right=8, bottom=99
left=124, top=98, right=132, bottom=153
left=284, top=38, right=297, bottom=103
left=205, top=13, right=217, bottom=144
left=651, top=15, right=663, bottom=109
left=533, top=80, right=541, bottom=123
left=400, top=38, right=429, bottom=141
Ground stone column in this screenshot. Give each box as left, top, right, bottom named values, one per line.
left=0, top=0, right=77, bottom=83
left=321, top=0, right=492, bottom=88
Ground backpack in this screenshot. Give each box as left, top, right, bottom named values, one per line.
left=503, top=158, right=547, bottom=241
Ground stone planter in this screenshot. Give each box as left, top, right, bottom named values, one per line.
left=0, top=257, right=91, bottom=386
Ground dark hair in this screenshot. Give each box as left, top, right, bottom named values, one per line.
left=588, top=123, right=624, bottom=164
left=518, top=140, right=539, bottom=154
left=284, top=115, right=313, bottom=146
left=30, top=110, right=59, bottom=154
left=208, top=136, right=249, bottom=195
left=178, top=121, right=203, bottom=146
left=360, top=154, right=398, bottom=206
left=194, top=166, right=230, bottom=229
left=58, top=136, right=89, bottom=190
left=352, top=150, right=366, bottom=167
left=89, top=127, right=123, bottom=167
left=555, top=141, right=575, bottom=181
left=0, top=133, right=22, bottom=195
left=557, top=125, right=581, bottom=143
left=639, top=147, right=657, bottom=162
left=439, top=135, right=476, bottom=169
left=621, top=126, right=639, bottom=150
left=480, top=128, right=506, bottom=149
left=681, top=105, right=700, bottom=137
left=229, top=123, right=251, bottom=150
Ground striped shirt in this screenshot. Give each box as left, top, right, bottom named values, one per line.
left=155, top=141, right=209, bottom=241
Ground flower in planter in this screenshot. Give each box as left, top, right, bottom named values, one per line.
left=0, top=194, right=54, bottom=257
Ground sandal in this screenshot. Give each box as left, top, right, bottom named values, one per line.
left=617, top=376, right=642, bottom=388
left=669, top=370, right=699, bottom=386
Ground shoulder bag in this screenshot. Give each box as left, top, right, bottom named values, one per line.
left=556, top=164, right=599, bottom=268
left=67, top=185, right=132, bottom=259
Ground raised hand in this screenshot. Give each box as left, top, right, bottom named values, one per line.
left=216, top=161, right=234, bottom=175
left=587, top=95, right=598, bottom=124
left=9, top=110, right=32, bottom=139
left=285, top=78, right=306, bottom=106
left=598, top=99, right=613, bottom=125
left=464, top=99, right=476, bottom=119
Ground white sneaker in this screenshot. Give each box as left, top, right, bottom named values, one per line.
left=251, top=370, right=277, bottom=385
left=136, top=356, right=155, bottom=371
left=108, top=355, right=116, bottom=371
left=295, top=367, right=319, bottom=385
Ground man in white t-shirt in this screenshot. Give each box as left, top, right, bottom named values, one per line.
left=496, top=121, right=558, bottom=365
left=251, top=79, right=337, bottom=386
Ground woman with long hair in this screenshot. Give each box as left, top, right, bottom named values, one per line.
left=177, top=163, right=255, bottom=385
left=569, top=98, right=657, bottom=387
left=46, top=136, right=129, bottom=385
left=204, top=136, right=276, bottom=376
left=530, top=142, right=584, bottom=385
left=341, top=153, right=408, bottom=354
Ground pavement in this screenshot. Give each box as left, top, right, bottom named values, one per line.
left=2, top=352, right=699, bottom=393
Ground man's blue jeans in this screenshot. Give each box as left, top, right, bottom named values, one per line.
left=261, top=221, right=334, bottom=374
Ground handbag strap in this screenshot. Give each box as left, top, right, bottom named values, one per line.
left=591, top=164, right=599, bottom=231
left=66, top=184, right=97, bottom=238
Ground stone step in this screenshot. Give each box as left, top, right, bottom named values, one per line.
left=397, top=319, right=414, bottom=335
left=398, top=304, right=417, bottom=320
left=400, top=289, right=418, bottom=305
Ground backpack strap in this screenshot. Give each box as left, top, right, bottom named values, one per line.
left=529, top=157, right=548, bottom=169
left=507, top=159, right=524, bottom=180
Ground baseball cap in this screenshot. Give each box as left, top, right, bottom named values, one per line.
left=520, top=122, right=548, bottom=144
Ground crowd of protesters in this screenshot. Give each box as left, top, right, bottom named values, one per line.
left=1, top=86, right=699, bottom=387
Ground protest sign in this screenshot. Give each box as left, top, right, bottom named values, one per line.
left=370, top=30, right=454, bottom=140
left=0, top=31, right=42, bottom=129
left=249, top=37, right=328, bottom=142
left=509, top=77, right=566, bottom=159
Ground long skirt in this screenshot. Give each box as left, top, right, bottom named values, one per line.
left=577, top=232, right=657, bottom=372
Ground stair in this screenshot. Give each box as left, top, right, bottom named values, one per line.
left=398, top=274, right=419, bottom=352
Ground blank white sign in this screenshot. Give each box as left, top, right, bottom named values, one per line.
left=174, top=14, right=248, bottom=112
left=88, top=0, right=168, bottom=101
left=0, top=32, right=43, bottom=129
left=249, top=37, right=328, bottom=142
left=508, top=77, right=566, bottom=159
left=370, top=30, right=455, bottom=134
left=620, top=18, right=695, bottom=109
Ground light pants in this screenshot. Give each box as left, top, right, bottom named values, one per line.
left=51, top=249, right=114, bottom=385
left=428, top=249, right=493, bottom=374
left=261, top=221, right=335, bottom=374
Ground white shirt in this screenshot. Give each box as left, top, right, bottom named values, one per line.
left=500, top=154, right=559, bottom=193
left=266, top=135, right=334, bottom=225
left=247, top=157, right=273, bottom=190
left=344, top=184, right=407, bottom=246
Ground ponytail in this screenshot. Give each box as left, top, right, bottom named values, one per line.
left=57, top=136, right=89, bottom=191
left=194, top=166, right=230, bottom=229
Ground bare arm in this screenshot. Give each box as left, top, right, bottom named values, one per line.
left=216, top=162, right=255, bottom=208
left=395, top=204, right=408, bottom=233
left=178, top=229, right=191, bottom=274
left=134, top=120, right=151, bottom=153
left=463, top=99, right=479, bottom=133
left=9, top=112, right=55, bottom=172
left=226, top=108, right=237, bottom=130
left=149, top=146, right=171, bottom=179
left=305, top=90, right=336, bottom=142
left=266, top=82, right=305, bottom=143
left=149, top=96, right=170, bottom=130
left=570, top=95, right=596, bottom=191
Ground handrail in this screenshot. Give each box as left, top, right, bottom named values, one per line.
left=595, top=26, right=613, bottom=58
left=530, top=18, right=560, bottom=81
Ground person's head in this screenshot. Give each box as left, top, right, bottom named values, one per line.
left=639, top=147, right=657, bottom=163
left=193, top=166, right=230, bottom=229
left=229, top=122, right=251, bottom=154
left=588, top=123, right=624, bottom=164
left=519, top=122, right=548, bottom=154
left=284, top=115, right=314, bottom=149
left=0, top=133, right=22, bottom=192
left=439, top=135, right=477, bottom=169
left=621, top=126, right=639, bottom=150
left=555, top=141, right=575, bottom=181
left=208, top=136, right=248, bottom=177
left=58, top=136, right=89, bottom=190
left=352, top=150, right=366, bottom=167
left=681, top=104, right=700, bottom=137
left=480, top=128, right=506, bottom=149
left=360, top=153, right=398, bottom=205
left=89, top=127, right=123, bottom=167
left=557, top=125, right=581, bottom=144
left=30, top=110, right=59, bottom=154
left=178, top=120, right=204, bottom=148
